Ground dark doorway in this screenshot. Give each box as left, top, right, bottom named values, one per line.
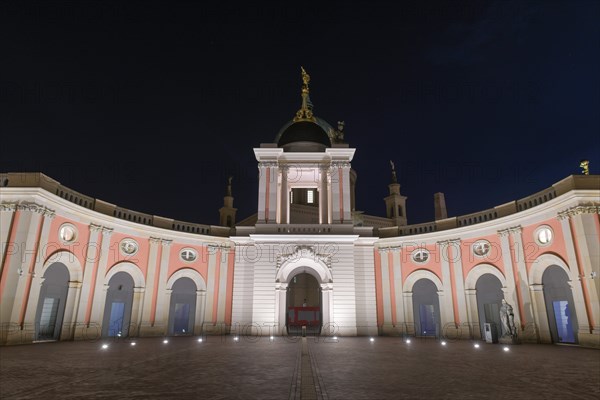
left=168, top=277, right=197, bottom=335
left=475, top=274, right=504, bottom=338
left=286, top=273, right=321, bottom=335
left=412, top=279, right=441, bottom=337
left=543, top=266, right=578, bottom=344
left=35, top=263, right=69, bottom=341
left=102, top=272, right=134, bottom=337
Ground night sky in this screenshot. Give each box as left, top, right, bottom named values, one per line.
left=1, top=1, right=599, bottom=226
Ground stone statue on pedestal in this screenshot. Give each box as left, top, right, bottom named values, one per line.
left=499, top=299, right=518, bottom=343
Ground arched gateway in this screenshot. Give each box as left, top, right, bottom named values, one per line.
left=275, top=246, right=333, bottom=335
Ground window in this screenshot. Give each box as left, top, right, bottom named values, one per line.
left=412, top=248, right=429, bottom=264
left=180, top=248, right=198, bottom=262
left=535, top=226, right=553, bottom=246
left=290, top=190, right=294, bottom=204
left=473, top=240, right=491, bottom=257
left=119, top=239, right=139, bottom=256
left=307, top=189, right=314, bottom=204
left=59, top=224, right=77, bottom=244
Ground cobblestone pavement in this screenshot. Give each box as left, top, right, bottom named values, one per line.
left=1, top=336, right=598, bottom=399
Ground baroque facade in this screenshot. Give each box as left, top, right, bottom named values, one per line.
left=1, top=73, right=599, bottom=347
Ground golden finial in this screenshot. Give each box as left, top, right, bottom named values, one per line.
left=294, top=66, right=315, bottom=122
left=301, top=66, right=310, bottom=89
left=580, top=159, right=589, bottom=175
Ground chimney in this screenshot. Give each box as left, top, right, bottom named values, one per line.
left=434, top=192, right=447, bottom=220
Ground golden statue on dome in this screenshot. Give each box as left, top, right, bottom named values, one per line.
left=294, top=66, right=315, bottom=122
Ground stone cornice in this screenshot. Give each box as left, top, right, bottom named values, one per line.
left=258, top=161, right=278, bottom=168
left=557, top=203, right=600, bottom=220
left=1, top=201, right=56, bottom=218
left=330, top=161, right=351, bottom=169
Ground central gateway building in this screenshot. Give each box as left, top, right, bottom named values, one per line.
left=232, top=70, right=377, bottom=336
left=1, top=71, right=599, bottom=347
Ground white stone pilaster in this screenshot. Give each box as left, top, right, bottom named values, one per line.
left=498, top=229, right=520, bottom=324
left=74, top=224, right=102, bottom=324
left=155, top=239, right=172, bottom=332
left=510, top=226, right=535, bottom=328
left=88, top=227, right=113, bottom=325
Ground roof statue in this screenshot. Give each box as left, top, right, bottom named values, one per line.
left=390, top=160, right=398, bottom=183
left=226, top=176, right=233, bottom=197
left=333, top=120, right=345, bottom=143
left=580, top=159, right=590, bottom=175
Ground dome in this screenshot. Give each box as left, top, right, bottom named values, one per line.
left=277, top=120, right=332, bottom=148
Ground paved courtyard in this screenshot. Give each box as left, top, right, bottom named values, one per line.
left=0, top=336, right=598, bottom=399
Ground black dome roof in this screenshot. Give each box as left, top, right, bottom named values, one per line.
left=277, top=120, right=331, bottom=147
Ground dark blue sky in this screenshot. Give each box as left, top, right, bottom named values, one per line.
left=1, top=1, right=598, bottom=225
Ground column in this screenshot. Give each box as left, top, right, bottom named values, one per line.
left=280, top=166, right=288, bottom=224
left=341, top=163, right=352, bottom=222
left=464, top=288, right=480, bottom=339
left=131, top=287, right=144, bottom=336
left=321, top=283, right=333, bottom=333
left=194, top=289, right=206, bottom=335
left=403, top=292, right=414, bottom=335
left=275, top=282, right=287, bottom=335
left=269, top=164, right=278, bottom=223
left=60, top=281, right=82, bottom=340
left=21, top=208, right=56, bottom=331
left=330, top=163, right=341, bottom=223
left=510, top=227, right=535, bottom=330
left=155, top=239, right=172, bottom=334
left=73, top=224, right=102, bottom=328
left=9, top=209, right=44, bottom=327
left=392, top=248, right=405, bottom=330
left=140, top=237, right=161, bottom=334
left=88, top=227, right=113, bottom=327
left=557, top=214, right=593, bottom=335
left=319, top=166, right=329, bottom=224
left=379, top=248, right=393, bottom=333
left=528, top=284, right=551, bottom=343
left=568, top=209, right=599, bottom=335
left=449, top=239, right=468, bottom=326
left=257, top=163, right=268, bottom=222
left=437, top=241, right=456, bottom=327
left=498, top=229, right=520, bottom=321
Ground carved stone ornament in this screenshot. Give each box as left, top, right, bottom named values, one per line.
left=276, top=245, right=332, bottom=270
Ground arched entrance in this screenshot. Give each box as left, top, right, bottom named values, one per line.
left=34, top=262, right=69, bottom=341
left=168, top=277, right=197, bottom=335
left=542, top=266, right=578, bottom=344
left=286, top=273, right=321, bottom=335
left=412, top=279, right=441, bottom=337
left=102, top=272, right=134, bottom=337
left=275, top=246, right=333, bottom=336
left=475, top=274, right=504, bottom=339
